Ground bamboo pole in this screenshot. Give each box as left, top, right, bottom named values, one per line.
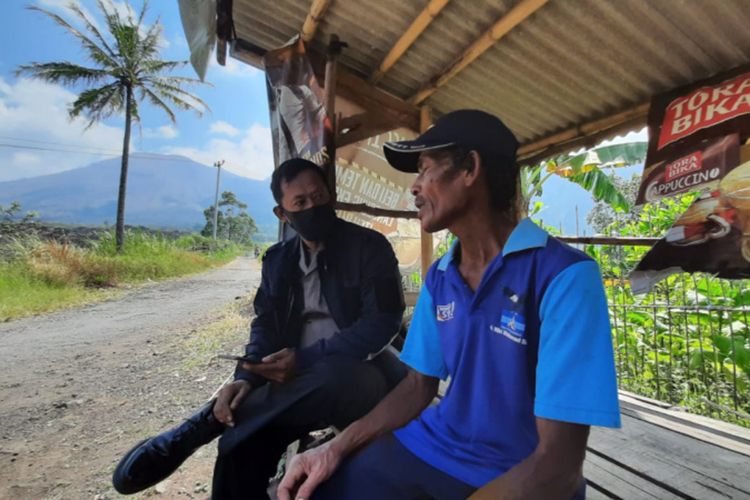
left=420, top=106, right=434, bottom=281
left=409, top=0, right=548, bottom=105
left=369, top=0, right=451, bottom=84
left=301, top=0, right=332, bottom=42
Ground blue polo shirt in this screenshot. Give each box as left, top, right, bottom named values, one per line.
left=394, top=219, right=621, bottom=488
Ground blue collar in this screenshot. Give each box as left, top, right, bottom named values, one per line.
left=437, top=218, right=548, bottom=271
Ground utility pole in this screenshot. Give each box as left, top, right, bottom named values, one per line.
left=212, top=160, right=225, bottom=239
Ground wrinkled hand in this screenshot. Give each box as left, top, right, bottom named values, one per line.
left=242, top=348, right=297, bottom=384
left=277, top=441, right=343, bottom=500
left=213, top=380, right=252, bottom=427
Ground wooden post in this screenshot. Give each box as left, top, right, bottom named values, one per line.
left=420, top=105, right=434, bottom=281
left=323, top=34, right=344, bottom=201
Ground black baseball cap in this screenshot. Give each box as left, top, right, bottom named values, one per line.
left=383, top=109, right=519, bottom=173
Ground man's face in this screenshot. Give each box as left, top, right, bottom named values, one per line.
left=277, top=169, right=331, bottom=217
left=411, top=151, right=468, bottom=233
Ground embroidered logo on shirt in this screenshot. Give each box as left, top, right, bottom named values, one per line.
left=490, top=310, right=527, bottom=345
left=436, top=302, right=455, bottom=322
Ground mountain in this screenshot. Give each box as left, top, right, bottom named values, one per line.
left=0, top=154, right=278, bottom=240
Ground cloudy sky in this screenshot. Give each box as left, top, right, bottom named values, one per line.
left=0, top=0, right=273, bottom=182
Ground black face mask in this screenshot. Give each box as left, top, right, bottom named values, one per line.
left=284, top=204, right=337, bottom=242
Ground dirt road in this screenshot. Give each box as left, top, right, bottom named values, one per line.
left=0, top=257, right=261, bottom=499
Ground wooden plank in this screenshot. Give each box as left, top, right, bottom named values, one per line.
left=335, top=201, right=418, bottom=219
left=419, top=106, right=433, bottom=281
left=301, top=0, right=332, bottom=42
left=618, top=393, right=750, bottom=452
left=584, top=451, right=683, bottom=499
left=583, top=484, right=615, bottom=500
left=369, top=0, right=452, bottom=84
left=557, top=235, right=659, bottom=247
left=619, top=403, right=750, bottom=457
left=588, top=412, right=750, bottom=499
left=404, top=291, right=418, bottom=307
left=410, top=0, right=549, bottom=105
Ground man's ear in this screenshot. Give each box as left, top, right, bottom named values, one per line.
left=464, top=151, right=482, bottom=186
left=273, top=206, right=287, bottom=223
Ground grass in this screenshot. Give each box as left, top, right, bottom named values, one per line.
left=180, top=298, right=251, bottom=372
left=0, top=261, right=112, bottom=320
left=0, top=230, right=248, bottom=321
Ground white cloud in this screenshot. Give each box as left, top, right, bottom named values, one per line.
left=210, top=120, right=240, bottom=137
left=11, top=152, right=42, bottom=167
left=0, top=77, right=124, bottom=181
left=144, top=124, right=179, bottom=139
left=163, top=123, right=274, bottom=179
left=213, top=56, right=262, bottom=79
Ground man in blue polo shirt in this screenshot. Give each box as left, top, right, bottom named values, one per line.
left=278, top=110, right=621, bottom=500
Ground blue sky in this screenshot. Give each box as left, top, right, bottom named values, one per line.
left=0, top=0, right=647, bottom=234
left=0, top=0, right=273, bottom=182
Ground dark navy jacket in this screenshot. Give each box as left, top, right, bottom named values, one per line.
left=235, top=218, right=405, bottom=387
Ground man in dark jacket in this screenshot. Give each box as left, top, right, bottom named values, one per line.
left=113, top=158, right=406, bottom=499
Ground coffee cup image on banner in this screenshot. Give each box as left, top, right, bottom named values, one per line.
left=637, top=134, right=740, bottom=205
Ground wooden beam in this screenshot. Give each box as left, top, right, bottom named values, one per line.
left=301, top=0, right=332, bottom=42
left=335, top=201, right=418, bottom=219
left=324, top=34, right=343, bottom=199
left=336, top=112, right=395, bottom=147
left=410, top=0, right=548, bottom=105
left=557, top=236, right=659, bottom=247
left=229, top=38, right=266, bottom=69
left=229, top=38, right=421, bottom=133
left=369, top=0, right=451, bottom=84
left=420, top=106, right=433, bottom=281
left=336, top=71, right=421, bottom=132
left=518, top=102, right=650, bottom=165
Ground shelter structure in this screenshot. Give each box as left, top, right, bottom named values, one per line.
left=182, top=0, right=750, bottom=497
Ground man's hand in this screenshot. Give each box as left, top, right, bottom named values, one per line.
left=242, top=348, right=297, bottom=384
left=277, top=441, right=343, bottom=500
left=213, top=380, right=252, bottom=428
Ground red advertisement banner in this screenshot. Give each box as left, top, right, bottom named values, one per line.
left=658, top=71, right=750, bottom=149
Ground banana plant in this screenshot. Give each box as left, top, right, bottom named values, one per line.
left=521, top=142, right=647, bottom=216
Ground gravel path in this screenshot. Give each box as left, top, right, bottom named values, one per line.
left=0, top=257, right=260, bottom=499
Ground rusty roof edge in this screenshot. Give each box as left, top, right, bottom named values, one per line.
left=517, top=102, right=650, bottom=166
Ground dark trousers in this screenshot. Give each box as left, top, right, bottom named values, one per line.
left=313, top=434, right=587, bottom=500
left=212, top=352, right=405, bottom=499
left=313, top=434, right=476, bottom=500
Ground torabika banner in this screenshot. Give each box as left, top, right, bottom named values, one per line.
left=631, top=156, right=750, bottom=293
left=637, top=65, right=750, bottom=205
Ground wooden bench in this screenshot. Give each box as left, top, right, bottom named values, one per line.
left=585, top=391, right=750, bottom=499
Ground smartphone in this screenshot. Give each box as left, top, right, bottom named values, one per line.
left=217, top=354, right=260, bottom=363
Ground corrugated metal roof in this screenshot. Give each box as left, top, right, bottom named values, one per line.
left=231, top=0, right=750, bottom=147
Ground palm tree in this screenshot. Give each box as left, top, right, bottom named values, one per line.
left=17, top=1, right=209, bottom=252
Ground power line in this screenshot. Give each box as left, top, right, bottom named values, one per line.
left=0, top=135, right=122, bottom=153
left=0, top=142, right=210, bottom=164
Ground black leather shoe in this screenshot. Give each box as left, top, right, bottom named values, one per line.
left=112, top=401, right=223, bottom=494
